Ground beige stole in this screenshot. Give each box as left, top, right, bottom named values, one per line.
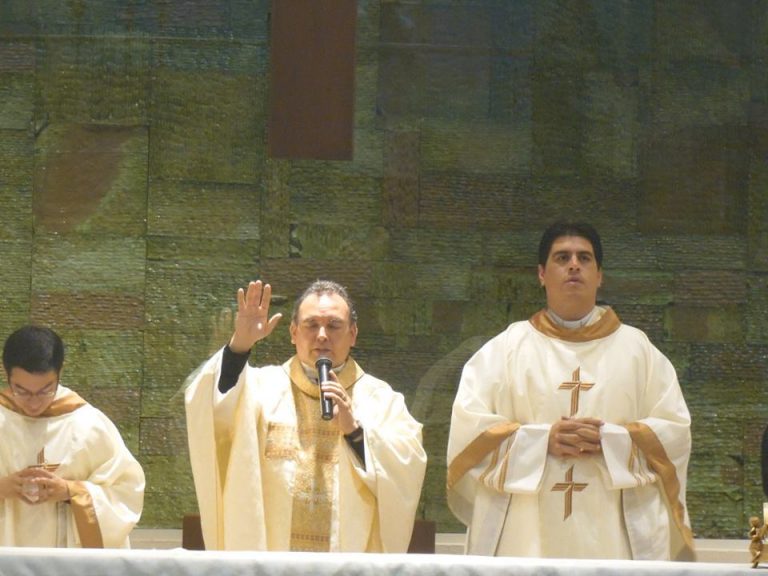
left=0, top=388, right=87, bottom=416
left=270, top=356, right=359, bottom=551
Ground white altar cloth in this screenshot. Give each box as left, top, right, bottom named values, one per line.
left=0, top=548, right=757, bottom=576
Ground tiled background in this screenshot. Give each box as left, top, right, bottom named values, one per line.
left=0, top=1, right=766, bottom=537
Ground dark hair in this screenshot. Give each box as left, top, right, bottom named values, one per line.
left=538, top=221, right=603, bottom=269
left=291, top=280, right=358, bottom=325
left=3, top=325, right=65, bottom=375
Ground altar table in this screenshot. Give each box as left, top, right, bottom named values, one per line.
left=0, top=548, right=759, bottom=576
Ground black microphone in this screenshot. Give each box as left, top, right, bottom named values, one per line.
left=315, top=356, right=334, bottom=421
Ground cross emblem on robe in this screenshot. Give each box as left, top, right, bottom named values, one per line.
left=551, top=465, right=588, bottom=520
left=305, top=479, right=332, bottom=519
left=558, top=367, right=594, bottom=416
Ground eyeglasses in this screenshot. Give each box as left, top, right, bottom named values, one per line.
left=10, top=385, right=58, bottom=399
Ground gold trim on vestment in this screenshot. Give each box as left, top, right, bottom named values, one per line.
left=625, top=422, right=695, bottom=561
left=0, top=388, right=87, bottom=417
left=68, top=480, right=104, bottom=548
left=529, top=307, right=621, bottom=342
left=287, top=355, right=362, bottom=398
left=447, top=422, right=521, bottom=489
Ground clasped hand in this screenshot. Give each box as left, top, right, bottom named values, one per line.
left=0, top=467, right=69, bottom=504
left=548, top=417, right=603, bottom=458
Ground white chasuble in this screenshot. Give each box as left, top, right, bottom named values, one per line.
left=185, top=350, right=427, bottom=552
left=447, top=307, right=694, bottom=561
left=0, top=387, right=145, bottom=548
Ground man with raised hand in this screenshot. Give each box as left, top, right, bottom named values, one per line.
left=185, top=279, right=426, bottom=552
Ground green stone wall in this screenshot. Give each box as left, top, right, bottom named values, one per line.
left=0, top=1, right=766, bottom=539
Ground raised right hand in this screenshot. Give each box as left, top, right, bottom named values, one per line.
left=228, top=280, right=283, bottom=353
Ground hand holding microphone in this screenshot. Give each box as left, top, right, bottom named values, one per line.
left=315, top=356, right=334, bottom=420
left=315, top=357, right=359, bottom=434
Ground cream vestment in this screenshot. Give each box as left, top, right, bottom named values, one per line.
left=447, top=307, right=694, bottom=560
left=0, top=386, right=145, bottom=548
left=185, top=350, right=427, bottom=552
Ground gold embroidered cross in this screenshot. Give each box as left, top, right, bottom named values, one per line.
left=551, top=465, right=588, bottom=520
left=558, top=367, right=594, bottom=416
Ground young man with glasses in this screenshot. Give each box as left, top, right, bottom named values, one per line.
left=0, top=325, right=145, bottom=547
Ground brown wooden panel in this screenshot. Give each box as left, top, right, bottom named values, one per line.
left=268, top=0, right=356, bottom=160
left=182, top=514, right=205, bottom=550
left=407, top=519, right=436, bottom=554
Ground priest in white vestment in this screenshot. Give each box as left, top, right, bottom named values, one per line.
left=185, top=279, right=427, bottom=552
left=447, top=221, right=694, bottom=561
left=0, top=325, right=145, bottom=548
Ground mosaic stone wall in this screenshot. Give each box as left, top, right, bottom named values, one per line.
left=0, top=1, right=766, bottom=538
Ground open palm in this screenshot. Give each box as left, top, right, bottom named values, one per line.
left=229, top=280, right=283, bottom=353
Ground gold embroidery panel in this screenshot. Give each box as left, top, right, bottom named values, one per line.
left=272, top=382, right=341, bottom=552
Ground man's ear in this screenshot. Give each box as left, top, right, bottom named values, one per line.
left=537, top=264, right=546, bottom=287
